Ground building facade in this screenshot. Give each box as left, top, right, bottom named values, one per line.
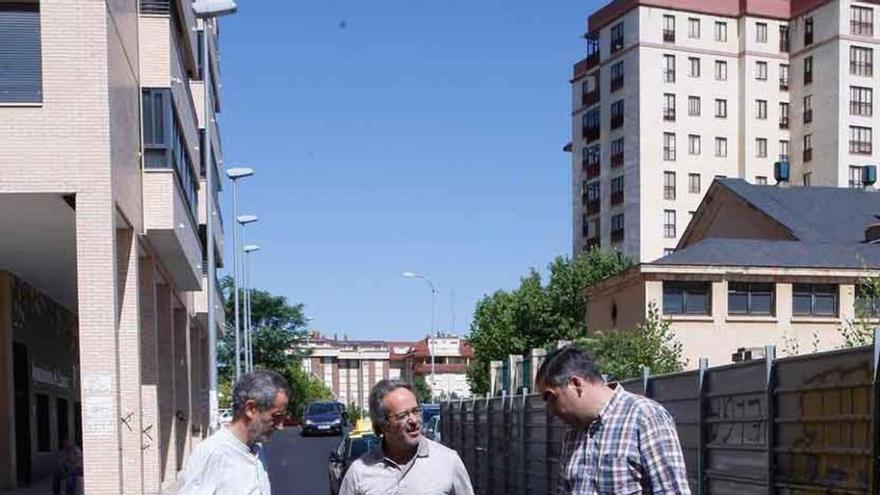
left=584, top=179, right=879, bottom=367
left=571, top=0, right=879, bottom=262
left=0, top=1, right=227, bottom=493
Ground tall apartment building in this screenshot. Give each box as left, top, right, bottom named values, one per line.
left=571, top=0, right=879, bottom=262
left=0, top=1, right=227, bottom=493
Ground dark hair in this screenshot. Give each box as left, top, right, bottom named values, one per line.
left=368, top=379, right=413, bottom=435
left=232, top=369, right=291, bottom=417
left=535, top=344, right=603, bottom=387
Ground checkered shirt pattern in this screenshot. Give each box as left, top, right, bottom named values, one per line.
left=557, top=386, right=691, bottom=494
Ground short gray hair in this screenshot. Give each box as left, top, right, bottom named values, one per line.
left=535, top=344, right=603, bottom=387
left=232, top=369, right=291, bottom=418
left=369, top=379, right=412, bottom=435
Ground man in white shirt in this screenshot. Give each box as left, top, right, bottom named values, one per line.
left=171, top=369, right=290, bottom=495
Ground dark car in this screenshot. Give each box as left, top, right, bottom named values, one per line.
left=328, top=422, right=380, bottom=495
left=302, top=401, right=346, bottom=436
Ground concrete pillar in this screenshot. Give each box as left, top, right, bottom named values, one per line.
left=156, top=284, right=176, bottom=489
left=76, top=198, right=123, bottom=494
left=173, top=307, right=191, bottom=471
left=188, top=322, right=202, bottom=446
left=138, top=257, right=162, bottom=494
left=116, top=228, right=143, bottom=494
left=0, top=272, right=13, bottom=489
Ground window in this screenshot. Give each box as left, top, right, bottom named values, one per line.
left=755, top=61, right=768, bottom=80
left=583, top=108, right=601, bottom=142
left=804, top=134, right=813, bottom=161
left=756, top=138, right=767, bottom=158
left=37, top=394, right=50, bottom=452
left=611, top=23, right=624, bottom=53
left=728, top=282, right=774, bottom=315
left=804, top=56, right=813, bottom=84
left=689, top=18, right=700, bottom=39
left=850, top=165, right=865, bottom=188
left=715, top=21, right=727, bottom=42
left=715, top=137, right=728, bottom=157
left=793, top=284, right=837, bottom=316
left=715, top=98, right=727, bottom=118
left=856, top=283, right=880, bottom=317
left=586, top=181, right=601, bottom=214
left=663, top=15, right=675, bottom=42
left=852, top=6, right=873, bottom=36
left=664, top=171, right=676, bottom=199
left=779, top=25, right=790, bottom=52
left=688, top=173, right=700, bottom=193
left=803, top=95, right=813, bottom=123
left=779, top=102, right=790, bottom=129
left=689, top=57, right=700, bottom=78
left=756, top=22, right=767, bottom=43
left=779, top=140, right=789, bottom=161
left=688, top=134, right=701, bottom=155
left=663, top=93, right=676, bottom=121
left=0, top=3, right=42, bottom=103
left=610, top=61, right=624, bottom=91
left=779, top=64, right=789, bottom=90
left=611, top=213, right=625, bottom=242
left=664, top=54, right=676, bottom=82
left=850, top=126, right=872, bottom=154
left=803, top=172, right=812, bottom=186
left=850, top=46, right=873, bottom=76
left=610, top=99, right=625, bottom=129
left=663, top=282, right=711, bottom=315
left=688, top=96, right=701, bottom=116
left=611, top=138, right=624, bottom=167
left=663, top=210, right=676, bottom=238
left=663, top=133, right=676, bottom=161
left=715, top=60, right=727, bottom=81
left=582, top=73, right=599, bottom=106
left=583, top=144, right=600, bottom=178
left=756, top=176, right=768, bottom=185
left=756, top=99, right=767, bottom=119
left=851, top=86, right=873, bottom=116
left=805, top=17, right=814, bottom=45
left=586, top=34, right=600, bottom=65
left=610, top=175, right=624, bottom=205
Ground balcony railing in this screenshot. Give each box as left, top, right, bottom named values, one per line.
left=779, top=154, right=790, bottom=162
left=779, top=117, right=789, bottom=129
left=611, top=114, right=624, bottom=129
left=780, top=39, right=790, bottom=53
left=779, top=78, right=789, bottom=91
left=583, top=126, right=600, bottom=142
left=610, top=191, right=624, bottom=206
left=586, top=200, right=601, bottom=215
left=610, top=76, right=624, bottom=92
left=663, top=30, right=675, bottom=43
left=611, top=229, right=625, bottom=243
left=663, top=109, right=676, bottom=121
left=611, top=153, right=624, bottom=168
left=585, top=237, right=600, bottom=250
left=850, top=140, right=872, bottom=155
left=804, top=110, right=813, bottom=124
left=851, top=62, right=873, bottom=77
left=583, top=90, right=600, bottom=107
left=585, top=163, right=600, bottom=180
left=852, top=21, right=874, bottom=37
left=664, top=70, right=676, bottom=83
left=805, top=71, right=813, bottom=85
left=141, top=0, right=171, bottom=15
left=586, top=51, right=600, bottom=68
left=804, top=148, right=813, bottom=161
left=851, top=102, right=873, bottom=116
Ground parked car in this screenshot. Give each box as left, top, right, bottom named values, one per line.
left=423, top=414, right=441, bottom=443
left=218, top=408, right=233, bottom=425
left=302, top=401, right=346, bottom=436
left=420, top=403, right=440, bottom=431
left=328, top=419, right=380, bottom=495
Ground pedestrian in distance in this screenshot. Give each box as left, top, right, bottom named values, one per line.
left=52, top=437, right=82, bottom=495
left=537, top=344, right=691, bottom=494
left=169, top=369, right=290, bottom=495
left=339, top=379, right=474, bottom=495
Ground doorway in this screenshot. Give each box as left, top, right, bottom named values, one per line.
left=13, top=342, right=31, bottom=485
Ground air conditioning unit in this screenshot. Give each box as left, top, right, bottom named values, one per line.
left=862, top=165, right=877, bottom=187
left=774, top=160, right=790, bottom=184
left=730, top=346, right=767, bottom=362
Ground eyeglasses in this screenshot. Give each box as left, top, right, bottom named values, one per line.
left=388, top=406, right=423, bottom=424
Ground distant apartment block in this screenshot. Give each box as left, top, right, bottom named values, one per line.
left=571, top=0, right=879, bottom=262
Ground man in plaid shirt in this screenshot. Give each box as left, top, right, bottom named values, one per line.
left=536, top=345, right=691, bottom=494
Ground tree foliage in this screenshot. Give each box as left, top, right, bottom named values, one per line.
left=282, top=361, right=334, bottom=416
left=466, top=250, right=632, bottom=394
left=839, top=276, right=880, bottom=348
left=413, top=375, right=433, bottom=404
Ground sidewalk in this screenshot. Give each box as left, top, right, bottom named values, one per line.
left=0, top=476, right=82, bottom=495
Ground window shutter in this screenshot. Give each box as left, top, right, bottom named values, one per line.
left=0, top=3, right=42, bottom=103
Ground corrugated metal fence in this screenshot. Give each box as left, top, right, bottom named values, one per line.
left=441, top=340, right=880, bottom=494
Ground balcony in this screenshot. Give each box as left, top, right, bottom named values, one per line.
left=663, top=109, right=676, bottom=122
left=804, top=148, right=813, bottom=162
left=610, top=76, right=624, bottom=92
left=779, top=78, right=789, bottom=91
left=610, top=191, right=624, bottom=206
left=198, top=180, right=225, bottom=268
left=611, top=229, right=625, bottom=243
left=804, top=110, right=813, bottom=124
left=610, top=114, right=624, bottom=129
left=663, top=30, right=675, bottom=43
left=583, top=126, right=600, bottom=142
left=584, top=162, right=600, bottom=180
left=583, top=90, right=600, bottom=107
left=586, top=200, right=601, bottom=215
left=611, top=152, right=624, bottom=168
left=779, top=117, right=789, bottom=129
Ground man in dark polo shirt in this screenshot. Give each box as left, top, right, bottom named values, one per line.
left=339, top=379, right=473, bottom=495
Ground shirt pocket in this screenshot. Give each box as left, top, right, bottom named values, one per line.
left=597, top=455, right=643, bottom=495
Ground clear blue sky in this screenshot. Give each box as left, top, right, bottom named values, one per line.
left=219, top=0, right=599, bottom=341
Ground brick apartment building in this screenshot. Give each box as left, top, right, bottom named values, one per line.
left=571, top=0, right=879, bottom=262
left=301, top=333, right=474, bottom=410
left=0, top=1, right=227, bottom=493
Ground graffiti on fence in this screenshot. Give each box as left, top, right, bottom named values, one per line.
left=706, top=393, right=765, bottom=446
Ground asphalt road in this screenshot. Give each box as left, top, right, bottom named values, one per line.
left=264, top=426, right=345, bottom=495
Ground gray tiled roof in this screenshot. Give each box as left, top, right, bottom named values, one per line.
left=656, top=238, right=880, bottom=269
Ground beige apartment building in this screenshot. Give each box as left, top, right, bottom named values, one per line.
left=585, top=178, right=880, bottom=367
left=571, top=0, right=879, bottom=262
left=0, top=1, right=227, bottom=493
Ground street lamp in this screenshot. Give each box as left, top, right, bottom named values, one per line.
left=225, top=167, right=253, bottom=382
left=402, top=271, right=438, bottom=401
left=238, top=215, right=259, bottom=372
left=243, top=244, right=260, bottom=372
left=193, top=0, right=237, bottom=432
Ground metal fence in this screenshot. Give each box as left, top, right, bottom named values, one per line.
left=441, top=339, right=880, bottom=494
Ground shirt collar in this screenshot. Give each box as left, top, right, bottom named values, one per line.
left=588, top=384, right=624, bottom=432
left=220, top=426, right=257, bottom=456
left=377, top=435, right=430, bottom=465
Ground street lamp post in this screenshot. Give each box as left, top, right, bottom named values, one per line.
left=225, top=167, right=253, bottom=380
left=193, top=0, right=237, bottom=432
left=402, top=271, right=437, bottom=400
left=244, top=244, right=260, bottom=371
left=237, top=215, right=259, bottom=371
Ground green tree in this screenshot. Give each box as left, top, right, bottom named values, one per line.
left=839, top=276, right=880, bottom=348
left=282, top=361, right=334, bottom=416
left=412, top=375, right=433, bottom=404
left=579, top=302, right=685, bottom=381
left=346, top=403, right=367, bottom=424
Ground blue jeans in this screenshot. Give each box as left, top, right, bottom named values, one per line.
left=52, top=469, right=79, bottom=495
